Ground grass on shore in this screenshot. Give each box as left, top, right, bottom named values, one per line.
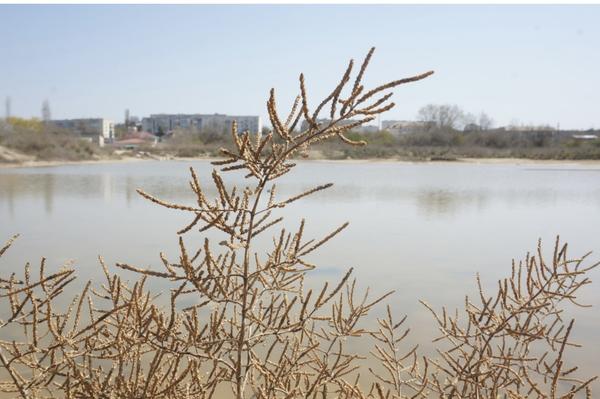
left=0, top=120, right=111, bottom=162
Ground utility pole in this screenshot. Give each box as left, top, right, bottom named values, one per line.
left=5, top=97, right=11, bottom=119
left=42, top=99, right=51, bottom=122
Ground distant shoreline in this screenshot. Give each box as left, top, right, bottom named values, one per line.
left=3, top=156, right=600, bottom=169
left=0, top=157, right=150, bottom=169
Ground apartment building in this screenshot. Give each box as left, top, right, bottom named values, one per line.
left=51, top=118, right=115, bottom=146
left=141, top=114, right=261, bottom=135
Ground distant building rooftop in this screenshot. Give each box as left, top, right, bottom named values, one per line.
left=572, top=134, right=598, bottom=140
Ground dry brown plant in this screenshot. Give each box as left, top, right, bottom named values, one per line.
left=0, top=48, right=597, bottom=399
left=417, top=238, right=599, bottom=399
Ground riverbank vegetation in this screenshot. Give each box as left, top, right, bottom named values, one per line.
left=1, top=49, right=598, bottom=398
left=0, top=117, right=108, bottom=163
left=313, top=127, right=600, bottom=161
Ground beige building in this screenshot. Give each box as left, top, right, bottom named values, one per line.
left=141, top=113, right=261, bottom=135
left=381, top=120, right=432, bottom=135
left=51, top=118, right=115, bottom=146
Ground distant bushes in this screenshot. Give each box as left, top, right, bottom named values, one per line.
left=310, top=127, right=600, bottom=160
left=0, top=119, right=100, bottom=161
left=154, top=125, right=600, bottom=161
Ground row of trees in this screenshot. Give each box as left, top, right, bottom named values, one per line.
left=416, top=104, right=494, bottom=131
left=415, top=104, right=562, bottom=133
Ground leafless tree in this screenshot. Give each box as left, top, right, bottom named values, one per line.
left=478, top=111, right=494, bottom=131
left=417, top=104, right=466, bottom=130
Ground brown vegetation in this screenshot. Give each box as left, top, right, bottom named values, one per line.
left=0, top=49, right=597, bottom=398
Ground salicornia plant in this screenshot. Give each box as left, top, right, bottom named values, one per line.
left=124, top=47, right=432, bottom=398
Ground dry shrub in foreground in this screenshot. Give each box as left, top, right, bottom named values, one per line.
left=419, top=239, right=599, bottom=398
left=0, top=49, right=598, bottom=398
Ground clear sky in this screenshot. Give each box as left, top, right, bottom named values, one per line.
left=1, top=4, right=598, bottom=129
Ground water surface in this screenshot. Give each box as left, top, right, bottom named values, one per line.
left=1, top=160, right=599, bottom=381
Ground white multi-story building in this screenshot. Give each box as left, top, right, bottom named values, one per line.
left=141, top=114, right=261, bottom=135
left=51, top=118, right=115, bottom=146
left=381, top=120, right=432, bottom=135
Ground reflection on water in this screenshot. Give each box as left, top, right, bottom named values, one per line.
left=415, top=189, right=488, bottom=216
left=3, top=162, right=599, bottom=216
left=1, top=160, right=600, bottom=381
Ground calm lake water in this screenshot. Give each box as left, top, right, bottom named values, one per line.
left=1, top=159, right=600, bottom=380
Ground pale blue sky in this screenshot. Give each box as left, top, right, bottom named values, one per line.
left=1, top=5, right=598, bottom=129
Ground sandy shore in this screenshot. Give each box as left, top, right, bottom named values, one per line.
left=457, top=157, right=600, bottom=166
left=0, top=157, right=152, bottom=169
left=2, top=156, right=600, bottom=169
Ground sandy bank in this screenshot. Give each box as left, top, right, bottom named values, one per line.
left=0, top=157, right=154, bottom=169
left=457, top=157, right=600, bottom=166
left=2, top=155, right=600, bottom=169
